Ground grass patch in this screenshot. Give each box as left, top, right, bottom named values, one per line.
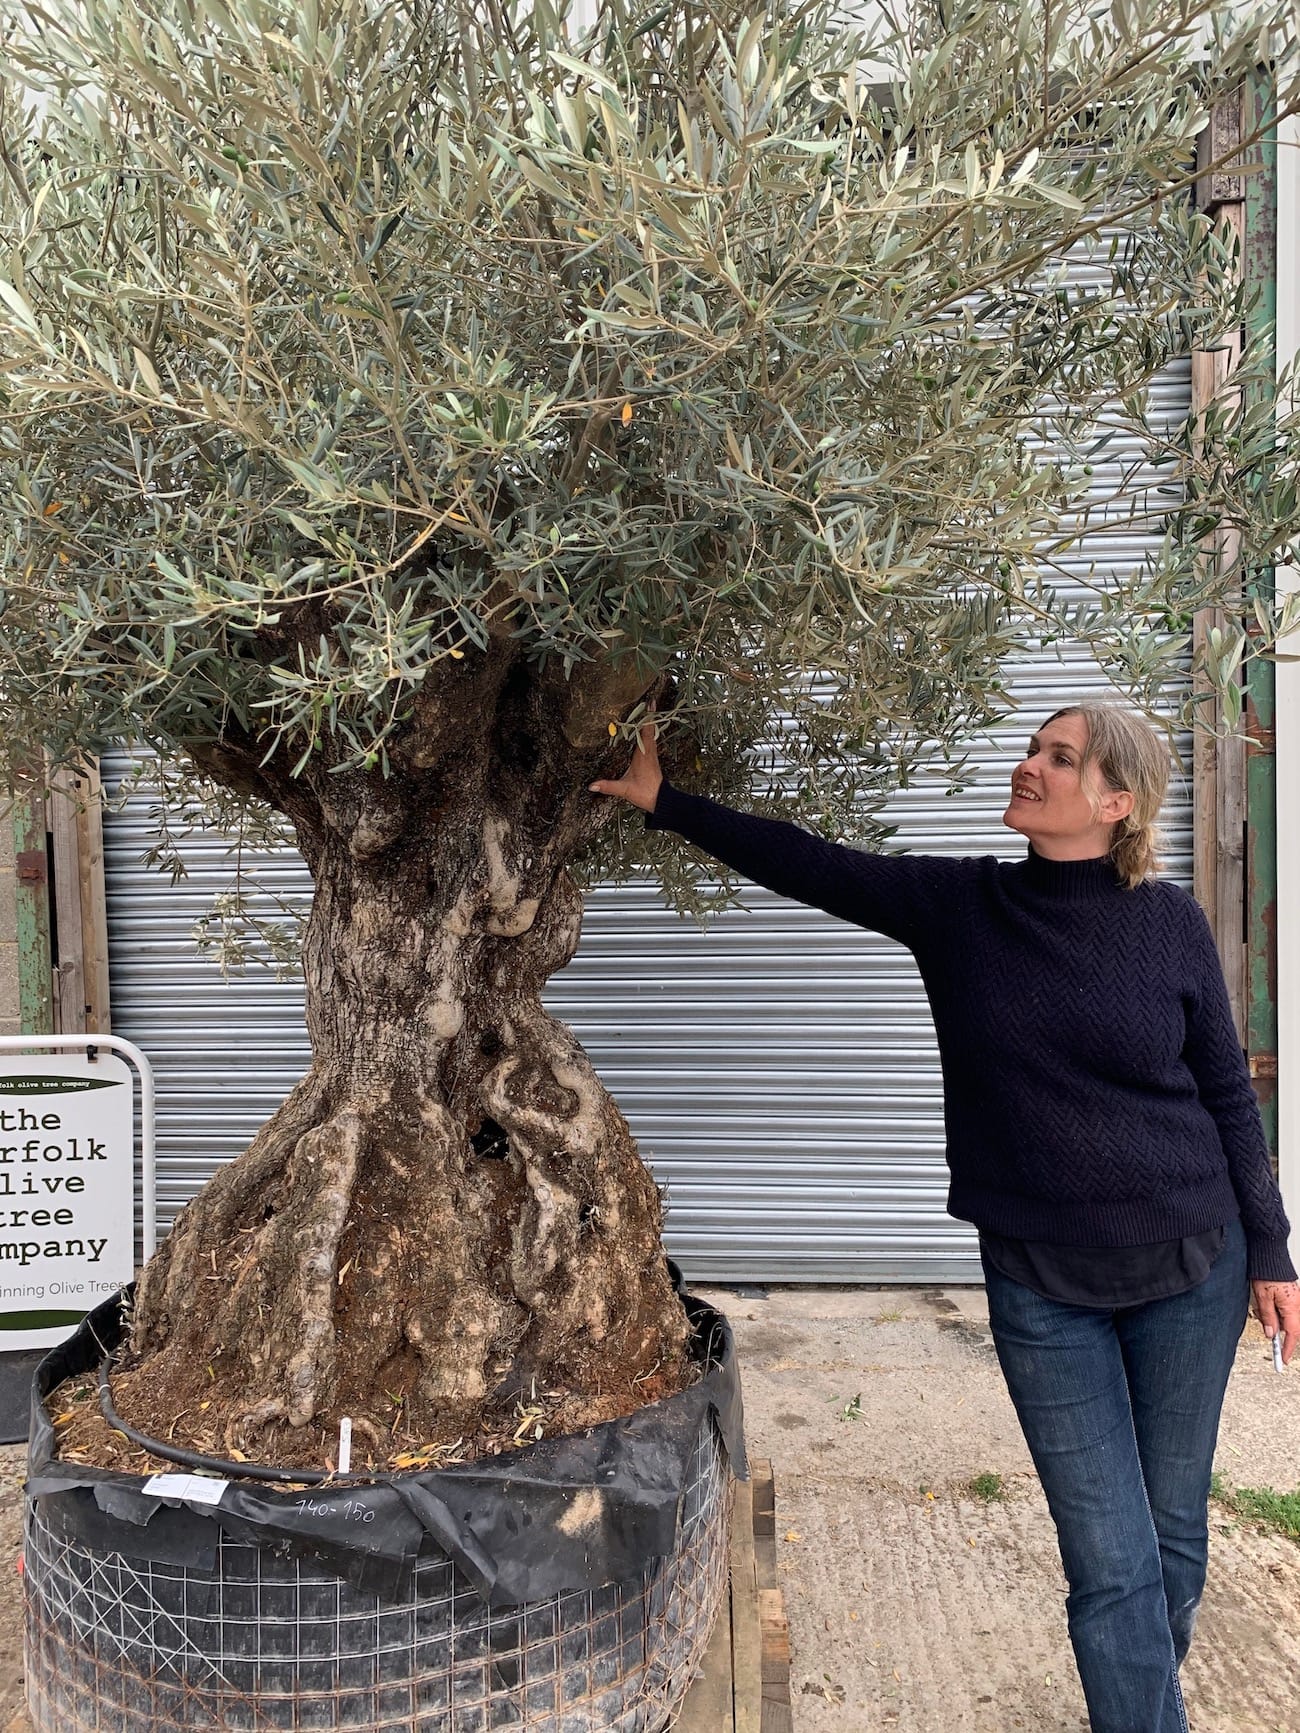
left=1210, top=1474, right=1300, bottom=1540
left=967, top=1471, right=1006, bottom=1502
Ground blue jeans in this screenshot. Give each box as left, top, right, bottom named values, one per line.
left=982, top=1216, right=1248, bottom=1733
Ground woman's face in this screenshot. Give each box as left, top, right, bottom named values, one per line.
left=1002, top=714, right=1132, bottom=855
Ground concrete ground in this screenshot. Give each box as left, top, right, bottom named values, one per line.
left=1, top=1285, right=1297, bottom=1731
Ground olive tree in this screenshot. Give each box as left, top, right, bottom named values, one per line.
left=1, top=0, right=1297, bottom=1466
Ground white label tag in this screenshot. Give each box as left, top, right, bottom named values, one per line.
left=142, top=1472, right=228, bottom=1506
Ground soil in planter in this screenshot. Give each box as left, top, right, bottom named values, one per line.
left=44, top=1349, right=699, bottom=1478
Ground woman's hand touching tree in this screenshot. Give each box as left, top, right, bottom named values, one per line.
left=590, top=721, right=663, bottom=814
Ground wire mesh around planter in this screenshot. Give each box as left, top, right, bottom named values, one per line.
left=24, top=1411, right=729, bottom=1732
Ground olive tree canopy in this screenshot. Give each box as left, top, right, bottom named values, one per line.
left=2, top=0, right=1297, bottom=1468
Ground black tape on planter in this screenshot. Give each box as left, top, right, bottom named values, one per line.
left=27, top=1268, right=744, bottom=1606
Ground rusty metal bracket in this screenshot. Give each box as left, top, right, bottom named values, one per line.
left=16, top=849, right=47, bottom=885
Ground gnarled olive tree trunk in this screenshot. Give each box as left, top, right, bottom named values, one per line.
left=116, top=656, right=691, bottom=1469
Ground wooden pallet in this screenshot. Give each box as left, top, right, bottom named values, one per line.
left=5, top=1462, right=792, bottom=1733
left=673, top=1458, right=792, bottom=1733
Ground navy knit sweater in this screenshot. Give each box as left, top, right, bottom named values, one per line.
left=648, top=782, right=1297, bottom=1284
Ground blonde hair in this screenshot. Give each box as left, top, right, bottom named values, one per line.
left=1042, top=703, right=1171, bottom=889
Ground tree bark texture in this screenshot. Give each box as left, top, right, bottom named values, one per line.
left=117, top=649, right=692, bottom=1468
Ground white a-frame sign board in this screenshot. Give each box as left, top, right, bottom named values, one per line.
left=0, top=1036, right=156, bottom=1353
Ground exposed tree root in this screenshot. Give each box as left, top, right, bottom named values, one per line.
left=134, top=1071, right=328, bottom=1354
left=281, top=1109, right=364, bottom=1424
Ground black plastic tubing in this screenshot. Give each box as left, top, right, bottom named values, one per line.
left=98, top=1354, right=331, bottom=1485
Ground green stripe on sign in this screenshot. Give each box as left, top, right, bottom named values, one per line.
left=0, top=1309, right=86, bottom=1331
left=0, top=1077, right=124, bottom=1093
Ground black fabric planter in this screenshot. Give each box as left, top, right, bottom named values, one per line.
left=23, top=1277, right=742, bottom=1732
left=0, top=1348, right=44, bottom=1445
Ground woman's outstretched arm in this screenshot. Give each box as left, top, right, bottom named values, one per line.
left=590, top=721, right=968, bottom=948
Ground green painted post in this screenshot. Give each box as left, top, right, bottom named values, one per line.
left=10, top=776, right=54, bottom=1036
left=1243, top=71, right=1279, bottom=1160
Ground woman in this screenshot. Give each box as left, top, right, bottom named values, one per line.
left=591, top=701, right=1299, bottom=1733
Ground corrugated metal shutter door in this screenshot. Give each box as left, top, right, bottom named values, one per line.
left=101, top=363, right=1194, bottom=1285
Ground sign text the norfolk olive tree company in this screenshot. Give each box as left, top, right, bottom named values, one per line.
left=0, top=1055, right=135, bottom=1351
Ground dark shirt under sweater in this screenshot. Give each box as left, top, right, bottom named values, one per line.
left=647, top=782, right=1296, bottom=1285
left=979, top=1224, right=1226, bottom=1307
